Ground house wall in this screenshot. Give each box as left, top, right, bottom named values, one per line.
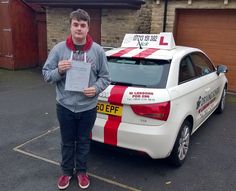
left=45, top=0, right=236, bottom=50
left=101, top=2, right=152, bottom=47
left=46, top=8, right=72, bottom=51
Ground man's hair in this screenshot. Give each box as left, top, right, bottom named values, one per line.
left=70, top=9, right=90, bottom=26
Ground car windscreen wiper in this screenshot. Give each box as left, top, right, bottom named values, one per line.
left=111, top=81, right=147, bottom=87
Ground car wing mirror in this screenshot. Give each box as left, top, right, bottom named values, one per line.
left=217, top=65, right=228, bottom=75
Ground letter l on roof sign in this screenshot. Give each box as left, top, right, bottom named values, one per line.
left=158, top=32, right=176, bottom=49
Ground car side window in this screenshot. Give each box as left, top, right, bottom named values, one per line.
left=179, top=56, right=197, bottom=84
left=190, top=52, right=215, bottom=77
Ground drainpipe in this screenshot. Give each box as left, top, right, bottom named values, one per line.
left=162, top=0, right=168, bottom=32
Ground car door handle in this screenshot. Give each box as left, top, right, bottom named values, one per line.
left=205, top=88, right=210, bottom=92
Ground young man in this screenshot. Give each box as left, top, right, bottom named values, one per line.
left=42, top=9, right=110, bottom=189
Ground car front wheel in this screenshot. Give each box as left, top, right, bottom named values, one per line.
left=168, top=120, right=191, bottom=167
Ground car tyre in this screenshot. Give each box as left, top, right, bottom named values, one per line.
left=168, top=120, right=191, bottom=167
left=215, top=87, right=226, bottom=114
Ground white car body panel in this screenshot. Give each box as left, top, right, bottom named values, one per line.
left=92, top=34, right=228, bottom=159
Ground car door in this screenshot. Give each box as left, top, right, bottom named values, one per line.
left=190, top=52, right=220, bottom=130
left=177, top=54, right=206, bottom=130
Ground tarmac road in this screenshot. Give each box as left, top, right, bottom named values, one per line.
left=0, top=68, right=235, bottom=191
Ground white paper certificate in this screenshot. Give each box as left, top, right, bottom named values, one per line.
left=65, top=60, right=91, bottom=92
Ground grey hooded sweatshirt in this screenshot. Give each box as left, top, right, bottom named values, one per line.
left=42, top=34, right=111, bottom=112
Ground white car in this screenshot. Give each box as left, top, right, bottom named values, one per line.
left=93, top=33, right=228, bottom=166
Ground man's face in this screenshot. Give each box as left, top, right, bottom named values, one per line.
left=70, top=18, right=89, bottom=44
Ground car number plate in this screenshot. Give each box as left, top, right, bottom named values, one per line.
left=97, top=102, right=123, bottom=116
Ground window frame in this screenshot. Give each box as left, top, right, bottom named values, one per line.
left=178, top=55, right=198, bottom=84
left=178, top=51, right=216, bottom=84
left=189, top=52, right=216, bottom=77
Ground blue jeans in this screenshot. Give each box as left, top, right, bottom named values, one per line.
left=56, top=104, right=97, bottom=176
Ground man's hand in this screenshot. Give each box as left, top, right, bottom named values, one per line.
left=83, top=87, right=96, bottom=97
left=58, top=60, right=71, bottom=74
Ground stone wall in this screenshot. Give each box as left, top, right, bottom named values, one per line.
left=101, top=2, right=152, bottom=47
left=46, top=8, right=72, bottom=51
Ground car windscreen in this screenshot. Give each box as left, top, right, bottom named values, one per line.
left=107, top=57, right=171, bottom=88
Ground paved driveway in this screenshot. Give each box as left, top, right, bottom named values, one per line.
left=0, top=68, right=235, bottom=191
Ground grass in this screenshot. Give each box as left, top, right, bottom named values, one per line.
left=226, top=93, right=236, bottom=103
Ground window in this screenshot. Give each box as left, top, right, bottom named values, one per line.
left=179, top=56, right=197, bottom=84
left=190, top=52, right=215, bottom=77
left=107, top=57, right=171, bottom=88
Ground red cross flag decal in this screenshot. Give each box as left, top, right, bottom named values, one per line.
left=121, top=32, right=176, bottom=50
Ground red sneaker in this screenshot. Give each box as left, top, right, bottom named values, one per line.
left=57, top=175, right=71, bottom=190
left=77, top=173, right=90, bottom=189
